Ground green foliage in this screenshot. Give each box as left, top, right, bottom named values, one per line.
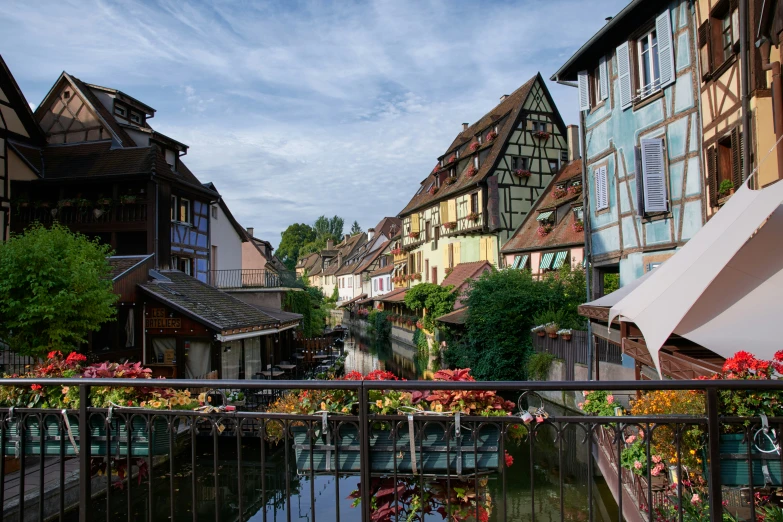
left=329, top=285, right=339, bottom=304
left=284, top=282, right=330, bottom=338
left=277, top=223, right=316, bottom=270
left=350, top=221, right=362, bottom=235
left=526, top=352, right=555, bottom=381
left=719, top=178, right=734, bottom=196
left=0, top=224, right=117, bottom=358
left=579, top=390, right=619, bottom=416
left=366, top=309, right=390, bottom=341
left=313, top=215, right=344, bottom=244
left=603, top=273, right=620, bottom=295
left=403, top=283, right=456, bottom=331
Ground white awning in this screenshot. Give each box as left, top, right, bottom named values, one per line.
left=537, top=211, right=554, bottom=222
left=552, top=251, right=569, bottom=269
left=540, top=252, right=555, bottom=269
left=512, top=254, right=529, bottom=269
left=607, top=179, right=783, bottom=374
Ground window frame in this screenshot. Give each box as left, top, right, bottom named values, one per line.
left=636, top=27, right=661, bottom=100
left=511, top=156, right=528, bottom=171
left=130, top=112, right=142, bottom=125
left=171, top=195, right=177, bottom=221
left=548, top=159, right=559, bottom=173
left=114, top=104, right=127, bottom=118
left=470, top=192, right=479, bottom=214
left=179, top=197, right=191, bottom=224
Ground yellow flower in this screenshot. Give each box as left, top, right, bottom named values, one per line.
left=342, top=407, right=349, bottom=413
left=63, top=396, right=70, bottom=404
left=184, top=390, right=191, bottom=397
left=376, top=400, right=384, bottom=408
left=433, top=403, right=443, bottom=413
left=689, top=449, right=696, bottom=455
left=384, top=398, right=392, bottom=407
left=140, top=402, right=146, bottom=408
left=321, top=402, right=327, bottom=411
left=179, top=397, right=188, bottom=405
left=198, top=393, right=206, bottom=403
left=150, top=401, right=162, bottom=408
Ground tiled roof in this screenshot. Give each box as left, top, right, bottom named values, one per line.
left=372, top=217, right=402, bottom=239
left=354, top=240, right=391, bottom=274
left=337, top=293, right=367, bottom=308
left=107, top=254, right=153, bottom=280
left=376, top=287, right=407, bottom=303
left=501, top=159, right=584, bottom=253
left=436, top=306, right=468, bottom=325
left=138, top=271, right=280, bottom=333
left=399, top=75, right=538, bottom=216
left=440, top=261, right=492, bottom=289
left=248, top=304, right=303, bottom=325
left=370, top=264, right=394, bottom=277
left=297, top=252, right=320, bottom=270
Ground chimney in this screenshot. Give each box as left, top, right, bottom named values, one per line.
left=246, top=227, right=254, bottom=237
left=368, top=227, right=375, bottom=241
left=567, top=125, right=580, bottom=162
left=344, top=234, right=351, bottom=242
left=462, top=123, right=469, bottom=131
left=338, top=252, right=343, bottom=266
left=500, top=94, right=509, bottom=102
left=326, top=239, right=334, bottom=250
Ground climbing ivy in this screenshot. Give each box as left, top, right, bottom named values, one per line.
left=403, top=283, right=456, bottom=331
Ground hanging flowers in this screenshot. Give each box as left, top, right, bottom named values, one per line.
left=432, top=164, right=440, bottom=173
left=467, top=212, right=480, bottom=222
left=486, top=130, right=498, bottom=142
left=469, top=142, right=480, bottom=152
left=568, top=184, right=583, bottom=196
left=572, top=219, right=584, bottom=233
left=407, top=231, right=419, bottom=239
left=466, top=165, right=478, bottom=177
left=428, top=186, right=439, bottom=196
left=537, top=224, right=553, bottom=237
left=513, top=169, right=531, bottom=178
left=444, top=176, right=457, bottom=186
left=552, top=186, right=568, bottom=199
left=414, top=273, right=422, bottom=281
left=532, top=130, right=550, bottom=140
left=447, top=154, right=456, bottom=164
left=442, top=221, right=457, bottom=230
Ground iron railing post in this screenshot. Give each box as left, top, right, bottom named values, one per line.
left=706, top=388, right=722, bottom=521
left=358, top=381, right=371, bottom=521
left=79, top=385, right=92, bottom=522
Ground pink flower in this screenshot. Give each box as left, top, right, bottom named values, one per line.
left=578, top=402, right=584, bottom=409
left=606, top=395, right=614, bottom=404
left=691, top=494, right=700, bottom=505
left=625, top=435, right=636, bottom=444
left=582, top=391, right=588, bottom=397
left=634, top=461, right=642, bottom=470
left=651, top=455, right=662, bottom=464
left=584, top=399, right=590, bottom=405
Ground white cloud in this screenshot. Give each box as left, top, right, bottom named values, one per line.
left=0, top=0, right=629, bottom=247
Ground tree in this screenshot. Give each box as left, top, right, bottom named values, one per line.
left=277, top=223, right=316, bottom=270
left=350, top=221, right=362, bottom=235
left=313, top=215, right=344, bottom=244
left=0, top=224, right=118, bottom=358
left=404, top=283, right=456, bottom=331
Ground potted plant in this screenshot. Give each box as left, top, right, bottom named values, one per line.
left=469, top=142, right=480, bottom=152
left=544, top=322, right=559, bottom=338
left=467, top=212, right=480, bottom=222
left=119, top=194, right=137, bottom=205
left=227, top=390, right=245, bottom=407
left=552, top=186, right=567, bottom=199
left=444, top=176, right=457, bottom=186
left=442, top=221, right=457, bottom=230
left=414, top=273, right=422, bottom=281
left=57, top=198, right=74, bottom=208
left=573, top=219, right=584, bottom=233
left=428, top=186, right=439, bottom=196
left=514, top=169, right=531, bottom=178
left=486, top=130, right=498, bottom=142
left=466, top=165, right=478, bottom=177
left=532, top=130, right=550, bottom=140
left=96, top=195, right=112, bottom=206
left=76, top=198, right=92, bottom=209
left=557, top=328, right=572, bottom=341
left=530, top=325, right=546, bottom=337
left=537, top=224, right=553, bottom=237
left=718, top=179, right=734, bottom=199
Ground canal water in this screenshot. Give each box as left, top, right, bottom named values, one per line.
left=72, top=330, right=618, bottom=521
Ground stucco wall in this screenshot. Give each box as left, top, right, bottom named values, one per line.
left=210, top=204, right=243, bottom=272
left=242, top=241, right=268, bottom=271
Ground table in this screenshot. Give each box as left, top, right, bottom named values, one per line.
left=278, top=364, right=297, bottom=371
left=259, top=370, right=284, bottom=378
left=294, top=354, right=305, bottom=360
left=313, top=355, right=328, bottom=361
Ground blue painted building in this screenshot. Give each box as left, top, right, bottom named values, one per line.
left=552, top=0, right=704, bottom=292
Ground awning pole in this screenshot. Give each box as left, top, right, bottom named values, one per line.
left=579, top=109, right=594, bottom=381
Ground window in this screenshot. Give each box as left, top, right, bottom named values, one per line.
left=637, top=28, right=661, bottom=98
left=561, top=150, right=569, bottom=162
left=477, top=135, right=483, bottom=145
left=130, top=112, right=142, bottom=125
left=425, top=259, right=429, bottom=281
left=707, top=128, right=743, bottom=206
left=211, top=205, right=218, bottom=219
left=456, top=150, right=460, bottom=159
left=431, top=266, right=437, bottom=284
left=171, top=196, right=177, bottom=221
left=511, top=156, right=528, bottom=171
left=179, top=198, right=191, bottom=224
left=473, top=156, right=479, bottom=169
left=212, top=246, right=218, bottom=271
left=548, top=159, right=559, bottom=173
left=471, top=193, right=479, bottom=214
left=532, top=121, right=547, bottom=132
left=172, top=256, right=193, bottom=276
left=702, top=2, right=738, bottom=75
left=379, top=278, right=383, bottom=291
left=114, top=104, right=127, bottom=118
left=720, top=12, right=732, bottom=62
left=594, top=166, right=609, bottom=211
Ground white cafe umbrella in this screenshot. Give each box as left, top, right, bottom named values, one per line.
left=607, top=177, right=783, bottom=374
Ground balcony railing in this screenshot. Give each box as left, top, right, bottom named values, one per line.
left=13, top=202, right=148, bottom=228
left=1, top=378, right=781, bottom=521
left=208, top=269, right=282, bottom=289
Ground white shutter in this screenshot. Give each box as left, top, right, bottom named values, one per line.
left=599, top=56, right=609, bottom=100
left=616, top=42, right=633, bottom=110
left=641, top=138, right=668, bottom=212
left=577, top=70, right=590, bottom=111
left=595, top=166, right=609, bottom=211
left=656, top=10, right=675, bottom=88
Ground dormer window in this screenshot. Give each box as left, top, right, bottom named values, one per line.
left=130, top=112, right=142, bottom=124
left=473, top=156, right=479, bottom=169
left=477, top=135, right=483, bottom=145
left=114, top=104, right=127, bottom=118
left=456, top=150, right=460, bottom=159
left=449, top=168, right=455, bottom=177
left=573, top=206, right=584, bottom=221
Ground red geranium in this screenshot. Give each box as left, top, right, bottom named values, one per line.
left=31, top=384, right=42, bottom=391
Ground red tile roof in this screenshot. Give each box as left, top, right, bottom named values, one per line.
left=376, top=287, right=407, bottom=303
left=399, top=75, right=539, bottom=216
left=440, top=261, right=492, bottom=289
left=501, top=159, right=584, bottom=253
left=370, top=264, right=394, bottom=277
left=436, top=306, right=468, bottom=325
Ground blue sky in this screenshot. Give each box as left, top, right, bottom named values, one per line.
left=1, top=0, right=628, bottom=248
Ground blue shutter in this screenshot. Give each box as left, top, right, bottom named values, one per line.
left=616, top=42, right=633, bottom=110
left=577, top=70, right=590, bottom=111
left=641, top=138, right=668, bottom=212
left=599, top=56, right=609, bottom=101
left=656, top=10, right=675, bottom=88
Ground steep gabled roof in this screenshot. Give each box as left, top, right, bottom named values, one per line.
left=0, top=54, right=45, bottom=143
left=440, top=261, right=492, bottom=289
left=399, top=75, right=541, bottom=216
left=436, top=306, right=468, bottom=325
left=501, top=159, right=584, bottom=254
left=202, top=182, right=249, bottom=243
left=107, top=254, right=154, bottom=280
left=354, top=240, right=391, bottom=274
left=370, top=264, right=395, bottom=277
left=376, top=287, right=407, bottom=303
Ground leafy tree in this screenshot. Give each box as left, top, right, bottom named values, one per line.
left=284, top=282, right=329, bottom=338
left=277, top=223, right=316, bottom=270
left=404, top=283, right=456, bottom=331
left=0, top=224, right=118, bottom=358
left=350, top=221, right=362, bottom=235
left=313, top=215, right=344, bottom=244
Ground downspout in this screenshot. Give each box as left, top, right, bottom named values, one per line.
left=739, top=0, right=752, bottom=183
left=759, top=39, right=783, bottom=181
left=153, top=180, right=159, bottom=268
left=556, top=77, right=594, bottom=380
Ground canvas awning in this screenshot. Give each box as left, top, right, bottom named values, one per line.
left=512, top=254, right=529, bottom=269
left=552, top=251, right=569, bottom=269
left=605, top=179, right=783, bottom=374
left=540, top=252, right=555, bottom=269
left=537, top=211, right=554, bottom=221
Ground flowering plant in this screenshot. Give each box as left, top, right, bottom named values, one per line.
left=537, top=224, right=553, bottom=237
left=413, top=273, right=422, bottom=281
left=532, top=130, right=550, bottom=140
left=513, top=169, right=531, bottom=178
left=443, top=221, right=457, bottom=230
left=408, top=231, right=419, bottom=239
left=429, top=186, right=439, bottom=196
left=620, top=436, right=665, bottom=477
left=466, top=166, right=478, bottom=177
left=444, top=176, right=457, bottom=186
left=572, top=219, right=584, bottom=233
left=447, top=155, right=456, bottom=164
left=578, top=390, right=621, bottom=417
left=467, top=212, right=480, bottom=222
left=710, top=351, right=783, bottom=424
left=391, top=248, right=402, bottom=256
left=552, top=186, right=568, bottom=199
left=486, top=130, right=497, bottom=142
left=433, top=164, right=440, bottom=173
left=469, top=142, right=480, bottom=152
left=568, top=184, right=582, bottom=196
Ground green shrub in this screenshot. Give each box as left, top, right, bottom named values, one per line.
left=526, top=352, right=555, bottom=381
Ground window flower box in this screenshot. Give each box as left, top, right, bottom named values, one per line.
left=407, top=232, right=419, bottom=239
left=573, top=219, right=584, bottom=233
left=97, top=197, right=112, bottom=206
left=513, top=169, right=531, bottom=178
left=552, top=187, right=567, bottom=199
left=428, top=186, right=438, bottom=196
left=36, top=201, right=51, bottom=209
left=486, top=130, right=498, bottom=142
left=567, top=185, right=582, bottom=196
left=391, top=248, right=402, bottom=256
left=466, top=166, right=478, bottom=178
left=467, top=212, right=480, bottom=223
left=119, top=195, right=137, bottom=205
left=413, top=273, right=422, bottom=281
left=537, top=224, right=553, bottom=237
left=444, top=176, right=457, bottom=186
left=469, top=142, right=480, bottom=152
left=532, top=130, right=550, bottom=140
left=58, top=199, right=75, bottom=208
left=442, top=221, right=457, bottom=230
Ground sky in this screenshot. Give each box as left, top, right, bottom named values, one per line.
left=0, top=0, right=628, bottom=249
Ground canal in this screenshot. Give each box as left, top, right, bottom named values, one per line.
left=71, top=329, right=618, bottom=521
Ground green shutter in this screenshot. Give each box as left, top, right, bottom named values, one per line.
left=552, top=251, right=569, bottom=269
left=540, top=252, right=555, bottom=270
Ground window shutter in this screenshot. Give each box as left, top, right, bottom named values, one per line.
left=641, top=138, right=668, bottom=212
left=706, top=147, right=718, bottom=207
left=635, top=146, right=645, bottom=216
left=443, top=245, right=450, bottom=271
left=599, top=56, right=609, bottom=100
left=595, top=166, right=609, bottom=210
left=411, top=214, right=420, bottom=233
left=454, top=242, right=461, bottom=265
left=616, top=42, right=633, bottom=110
left=698, top=21, right=711, bottom=76
left=577, top=70, right=590, bottom=111
left=730, top=127, right=744, bottom=188
left=656, top=10, right=676, bottom=88
left=487, top=238, right=495, bottom=265
left=477, top=190, right=483, bottom=215
left=440, top=201, right=449, bottom=223
left=448, top=199, right=457, bottom=222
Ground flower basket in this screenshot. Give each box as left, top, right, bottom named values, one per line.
left=532, top=130, right=550, bottom=140
left=414, top=273, right=422, bottom=281
left=531, top=325, right=546, bottom=337
left=466, top=166, right=478, bottom=178
left=552, top=187, right=567, bottom=199
left=486, top=130, right=498, bottom=142
left=428, top=186, right=438, bottom=196
left=544, top=323, right=559, bottom=338
left=513, top=169, right=531, bottom=179
left=58, top=199, right=74, bottom=208
left=557, top=329, right=572, bottom=341
left=97, top=198, right=112, bottom=206
left=466, top=212, right=480, bottom=223
left=444, top=176, right=457, bottom=186
left=443, top=221, right=457, bottom=230
left=469, top=142, right=480, bottom=152
left=567, top=185, right=582, bottom=196
left=291, top=423, right=501, bottom=474
left=572, top=220, right=584, bottom=233
left=407, top=232, right=419, bottom=239
left=76, top=198, right=92, bottom=209
left=537, top=224, right=553, bottom=237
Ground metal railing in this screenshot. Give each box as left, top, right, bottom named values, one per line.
left=208, top=269, right=281, bottom=289
left=13, top=202, right=148, bottom=227
left=1, top=379, right=782, bottom=521
left=532, top=332, right=623, bottom=380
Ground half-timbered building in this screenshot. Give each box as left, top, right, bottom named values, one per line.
left=397, top=74, right=572, bottom=286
